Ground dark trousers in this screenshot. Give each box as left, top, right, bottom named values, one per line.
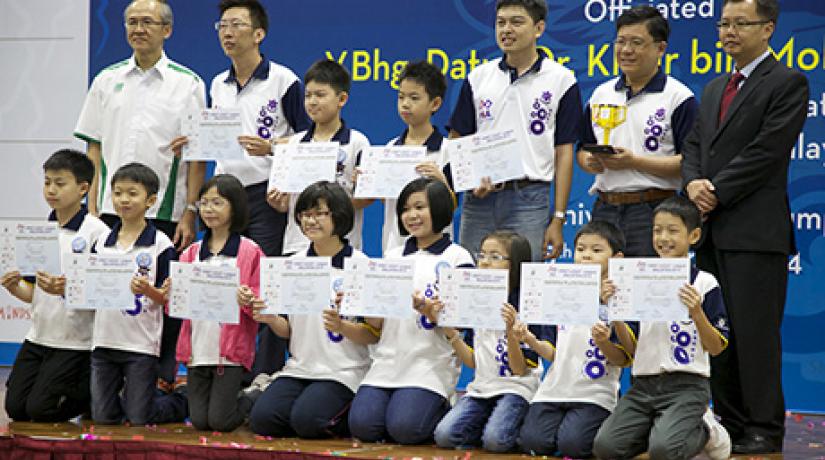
left=696, top=243, right=787, bottom=445
left=90, top=347, right=187, bottom=425
left=244, top=182, right=289, bottom=383
left=100, top=213, right=182, bottom=384
left=591, top=198, right=667, bottom=257
left=348, top=385, right=450, bottom=445
left=187, top=366, right=250, bottom=432
left=249, top=376, right=354, bottom=438
left=5, top=340, right=91, bottom=422
left=519, top=401, right=610, bottom=458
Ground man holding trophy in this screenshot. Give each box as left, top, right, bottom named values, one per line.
left=579, top=5, right=698, bottom=256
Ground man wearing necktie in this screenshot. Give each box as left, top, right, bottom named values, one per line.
left=681, top=0, right=808, bottom=454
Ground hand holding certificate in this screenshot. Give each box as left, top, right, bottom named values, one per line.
left=0, top=221, right=61, bottom=276
left=65, top=254, right=135, bottom=310
left=354, top=146, right=426, bottom=198
left=181, top=109, right=245, bottom=161
left=169, top=262, right=241, bottom=324
left=519, top=263, right=602, bottom=325
left=268, top=143, right=339, bottom=193
left=447, top=128, right=526, bottom=192
left=607, top=258, right=690, bottom=322
left=260, top=257, right=332, bottom=315
left=438, top=268, right=509, bottom=329
left=341, top=258, right=416, bottom=319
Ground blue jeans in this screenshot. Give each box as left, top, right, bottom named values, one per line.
left=459, top=182, right=551, bottom=262
left=519, top=401, right=611, bottom=458
left=348, top=385, right=450, bottom=445
left=591, top=198, right=668, bottom=257
left=90, top=348, right=187, bottom=425
left=434, top=393, right=529, bottom=453
left=250, top=376, right=354, bottom=438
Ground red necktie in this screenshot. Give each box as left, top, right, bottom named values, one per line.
left=718, top=72, right=745, bottom=123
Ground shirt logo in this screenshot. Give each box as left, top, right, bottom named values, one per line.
left=496, top=335, right=513, bottom=377
left=478, top=99, right=494, bottom=121
left=257, top=99, right=280, bottom=139
left=643, top=108, right=670, bottom=152
left=529, top=91, right=554, bottom=136
left=670, top=321, right=698, bottom=365
left=583, top=337, right=608, bottom=379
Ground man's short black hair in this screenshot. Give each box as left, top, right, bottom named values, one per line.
left=111, top=162, right=159, bottom=197
left=199, top=174, right=249, bottom=233
left=294, top=181, right=354, bottom=238
left=305, top=59, right=351, bottom=94
left=653, top=195, right=702, bottom=232
left=399, top=61, right=447, bottom=101
left=723, top=0, right=779, bottom=24
left=496, top=0, right=547, bottom=23
left=574, top=220, right=626, bottom=255
left=616, top=5, right=670, bottom=42
left=218, top=0, right=268, bottom=32
left=480, top=230, right=532, bottom=291
left=396, top=177, right=455, bottom=237
left=43, top=149, right=95, bottom=185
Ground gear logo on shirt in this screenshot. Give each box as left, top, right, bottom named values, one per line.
left=583, top=336, right=608, bottom=380
left=495, top=335, right=513, bottom=377
left=528, top=91, right=554, bottom=136
left=256, top=99, right=280, bottom=139
left=643, top=107, right=670, bottom=152
left=670, top=321, right=698, bottom=365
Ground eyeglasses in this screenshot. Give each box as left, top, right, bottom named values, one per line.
left=475, top=252, right=509, bottom=262
left=716, top=19, right=770, bottom=31
left=613, top=38, right=656, bottom=51
left=197, top=198, right=229, bottom=210
left=125, top=18, right=167, bottom=29
left=214, top=21, right=253, bottom=31
left=298, top=210, right=332, bottom=221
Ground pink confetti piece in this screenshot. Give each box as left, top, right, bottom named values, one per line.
left=810, top=422, right=817, bottom=430
left=185, top=421, right=193, bottom=427
left=100, top=436, right=112, bottom=441
left=131, top=435, right=144, bottom=441
left=199, top=436, right=208, bottom=445
left=794, top=414, right=805, bottom=423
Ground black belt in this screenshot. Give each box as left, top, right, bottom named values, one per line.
left=493, top=178, right=547, bottom=191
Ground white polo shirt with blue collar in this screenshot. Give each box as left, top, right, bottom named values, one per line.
left=449, top=50, right=582, bottom=182
left=211, top=57, right=310, bottom=187
left=25, top=208, right=109, bottom=351
left=91, top=221, right=176, bottom=357
left=281, top=121, right=370, bottom=255
left=361, top=235, right=474, bottom=398
left=582, top=70, right=698, bottom=193
left=74, top=52, right=206, bottom=221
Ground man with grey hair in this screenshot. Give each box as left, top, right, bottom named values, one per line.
left=74, top=0, right=206, bottom=389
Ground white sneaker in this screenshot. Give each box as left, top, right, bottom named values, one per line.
left=702, top=407, right=731, bottom=460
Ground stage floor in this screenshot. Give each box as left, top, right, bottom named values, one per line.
left=1, top=367, right=821, bottom=459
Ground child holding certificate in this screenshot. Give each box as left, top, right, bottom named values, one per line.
left=515, top=221, right=633, bottom=458
left=382, top=61, right=453, bottom=253
left=89, top=163, right=186, bottom=425
left=348, top=177, right=474, bottom=445
left=593, top=196, right=731, bottom=460
left=433, top=230, right=541, bottom=452
left=1, top=150, right=109, bottom=422
left=172, top=174, right=263, bottom=432
left=249, top=181, right=377, bottom=438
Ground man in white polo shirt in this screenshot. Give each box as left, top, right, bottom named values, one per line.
left=579, top=6, right=697, bottom=256
left=74, top=0, right=206, bottom=388
left=449, top=0, right=581, bottom=263
left=210, top=0, right=310, bottom=379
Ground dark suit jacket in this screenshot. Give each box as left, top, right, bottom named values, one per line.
left=681, top=56, right=809, bottom=255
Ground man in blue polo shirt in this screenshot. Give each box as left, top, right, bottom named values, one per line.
left=449, top=0, right=581, bottom=262
left=579, top=6, right=697, bottom=256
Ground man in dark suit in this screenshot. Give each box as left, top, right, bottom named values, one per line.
left=681, top=0, right=808, bottom=454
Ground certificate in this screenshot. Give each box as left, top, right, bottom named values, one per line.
left=447, top=128, right=526, bottom=192
left=438, top=268, right=509, bottom=329
left=268, top=143, right=339, bottom=193
left=354, top=146, right=426, bottom=198
left=2, top=221, right=61, bottom=276
left=65, top=254, right=135, bottom=310
left=260, top=257, right=332, bottom=315
left=519, top=263, right=602, bottom=325
left=608, top=258, right=690, bottom=322
left=181, top=109, right=245, bottom=161
left=341, top=258, right=416, bottom=319
left=168, top=262, right=240, bottom=324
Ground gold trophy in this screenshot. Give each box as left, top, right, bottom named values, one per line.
left=586, top=103, right=627, bottom=154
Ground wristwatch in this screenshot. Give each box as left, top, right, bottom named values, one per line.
left=553, top=210, right=566, bottom=222
left=185, top=203, right=198, bottom=213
